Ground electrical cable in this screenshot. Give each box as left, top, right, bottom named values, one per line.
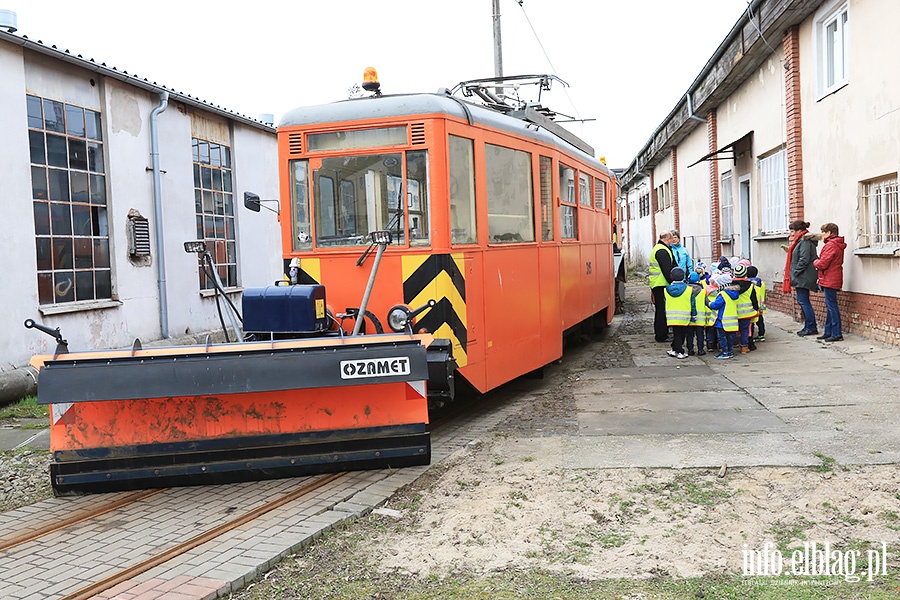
left=203, top=254, right=230, bottom=342
left=514, top=0, right=582, bottom=122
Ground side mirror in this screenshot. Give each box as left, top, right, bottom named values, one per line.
left=244, top=191, right=261, bottom=212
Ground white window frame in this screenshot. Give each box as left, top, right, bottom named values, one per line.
left=721, top=171, right=734, bottom=238
left=859, top=174, right=900, bottom=249
left=758, top=148, right=789, bottom=234
left=814, top=0, right=849, bottom=98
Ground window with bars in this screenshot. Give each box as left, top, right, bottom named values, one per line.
left=759, top=149, right=789, bottom=234
left=860, top=175, right=899, bottom=248
left=28, top=95, right=111, bottom=305
left=721, top=171, right=734, bottom=238
left=638, top=193, right=650, bottom=218
left=193, top=138, right=237, bottom=289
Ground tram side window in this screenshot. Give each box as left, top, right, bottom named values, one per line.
left=540, top=156, right=553, bottom=241
left=595, top=178, right=607, bottom=210
left=406, top=150, right=430, bottom=246
left=486, top=143, right=534, bottom=243
left=290, top=160, right=311, bottom=250
left=449, top=135, right=477, bottom=245
left=579, top=173, right=592, bottom=207
left=559, top=164, right=578, bottom=239
left=313, top=153, right=403, bottom=247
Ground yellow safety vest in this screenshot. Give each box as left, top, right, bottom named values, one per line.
left=692, top=285, right=712, bottom=327
left=755, top=280, right=766, bottom=313
left=719, top=292, right=739, bottom=332
left=649, top=242, right=673, bottom=288
left=664, top=288, right=692, bottom=326
left=736, top=284, right=759, bottom=320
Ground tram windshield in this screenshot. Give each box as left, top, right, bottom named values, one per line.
left=300, top=151, right=429, bottom=248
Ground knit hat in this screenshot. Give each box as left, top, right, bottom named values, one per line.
left=716, top=274, right=733, bottom=287
left=688, top=271, right=700, bottom=284
left=717, top=256, right=731, bottom=270
left=733, top=263, right=748, bottom=278
left=696, top=261, right=707, bottom=272
left=746, top=266, right=758, bottom=278
left=738, top=259, right=752, bottom=267
left=670, top=267, right=685, bottom=281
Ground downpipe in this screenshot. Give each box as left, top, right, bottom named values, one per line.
left=150, top=91, right=169, bottom=338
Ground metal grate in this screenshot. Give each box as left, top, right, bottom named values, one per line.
left=128, top=215, right=151, bottom=256
left=288, top=133, right=303, bottom=154
left=410, top=123, right=426, bottom=145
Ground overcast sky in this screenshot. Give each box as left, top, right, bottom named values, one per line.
left=7, top=0, right=751, bottom=168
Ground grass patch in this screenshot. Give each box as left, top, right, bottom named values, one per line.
left=768, top=516, right=816, bottom=554
left=812, top=451, right=837, bottom=473
left=0, top=395, right=48, bottom=422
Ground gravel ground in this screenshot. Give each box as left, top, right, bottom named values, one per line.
left=0, top=448, right=52, bottom=512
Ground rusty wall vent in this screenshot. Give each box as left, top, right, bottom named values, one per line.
left=127, top=212, right=151, bottom=256
left=289, top=133, right=303, bottom=154
left=411, top=123, right=426, bottom=145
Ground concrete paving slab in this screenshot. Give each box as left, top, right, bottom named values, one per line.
left=579, top=375, right=739, bottom=395
left=579, top=365, right=714, bottom=381
left=561, top=432, right=816, bottom=469
left=0, top=426, right=49, bottom=450
left=577, top=407, right=789, bottom=436
left=722, top=369, right=896, bottom=389
left=744, top=386, right=898, bottom=409
left=574, top=390, right=764, bottom=413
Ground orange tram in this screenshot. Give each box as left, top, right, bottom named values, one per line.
left=277, top=74, right=617, bottom=395
left=27, top=73, right=616, bottom=494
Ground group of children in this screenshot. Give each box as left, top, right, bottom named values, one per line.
left=662, top=256, right=765, bottom=360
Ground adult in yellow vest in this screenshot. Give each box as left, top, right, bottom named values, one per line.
left=649, top=230, right=676, bottom=342
left=663, top=267, right=691, bottom=359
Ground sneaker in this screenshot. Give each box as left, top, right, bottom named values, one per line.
left=797, top=329, right=819, bottom=337
left=824, top=336, right=843, bottom=342
left=697, top=349, right=706, bottom=356
left=714, top=353, right=732, bottom=359
left=687, top=349, right=695, bottom=356
left=666, top=349, right=678, bottom=357
left=754, top=335, right=765, bottom=342
left=676, top=352, right=688, bottom=359
left=748, top=343, right=757, bottom=351
left=816, top=333, right=830, bottom=340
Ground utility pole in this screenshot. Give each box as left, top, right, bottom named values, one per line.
left=492, top=0, right=503, bottom=95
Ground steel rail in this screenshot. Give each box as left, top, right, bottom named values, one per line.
left=0, top=488, right=166, bottom=552
left=58, top=472, right=346, bottom=600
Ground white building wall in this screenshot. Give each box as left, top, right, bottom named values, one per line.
left=799, top=0, right=900, bottom=297
left=0, top=41, right=281, bottom=370
left=674, top=124, right=713, bottom=264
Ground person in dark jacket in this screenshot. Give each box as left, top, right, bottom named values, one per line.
left=649, top=230, right=676, bottom=342
left=814, top=222, right=847, bottom=342
left=783, top=220, right=819, bottom=336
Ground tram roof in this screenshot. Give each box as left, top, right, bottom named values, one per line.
left=279, top=93, right=608, bottom=175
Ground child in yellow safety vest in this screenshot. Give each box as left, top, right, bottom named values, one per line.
left=732, top=263, right=759, bottom=353
left=747, top=265, right=766, bottom=342
left=707, top=273, right=740, bottom=359
left=663, top=267, right=691, bottom=359
left=686, top=271, right=709, bottom=355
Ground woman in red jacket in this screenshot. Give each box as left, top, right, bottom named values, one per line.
left=814, top=222, right=847, bottom=342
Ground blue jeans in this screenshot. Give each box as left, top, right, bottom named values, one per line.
left=738, top=319, right=752, bottom=347
left=716, top=328, right=735, bottom=355
left=795, top=287, right=817, bottom=332
left=823, top=287, right=842, bottom=338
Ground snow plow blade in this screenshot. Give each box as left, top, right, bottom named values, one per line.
left=31, top=335, right=434, bottom=495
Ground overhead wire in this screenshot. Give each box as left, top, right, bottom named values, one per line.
left=513, top=0, right=583, bottom=122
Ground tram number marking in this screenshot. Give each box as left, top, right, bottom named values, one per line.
left=340, top=357, right=411, bottom=379
left=585, top=261, right=592, bottom=275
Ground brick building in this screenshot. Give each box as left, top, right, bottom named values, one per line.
left=617, top=0, right=900, bottom=346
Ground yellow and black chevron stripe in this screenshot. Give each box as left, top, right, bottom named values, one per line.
left=283, top=258, right=321, bottom=284
left=402, top=254, right=467, bottom=367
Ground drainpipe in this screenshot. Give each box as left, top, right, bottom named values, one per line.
left=150, top=91, right=169, bottom=338
left=685, top=91, right=706, bottom=123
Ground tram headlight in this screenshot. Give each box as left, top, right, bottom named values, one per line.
left=387, top=304, right=411, bottom=333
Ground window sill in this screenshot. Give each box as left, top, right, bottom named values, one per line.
left=753, top=233, right=790, bottom=241
left=39, top=299, right=123, bottom=316
left=854, top=247, right=899, bottom=257
left=717, top=238, right=734, bottom=245
left=816, top=80, right=849, bottom=102
left=200, top=287, right=244, bottom=298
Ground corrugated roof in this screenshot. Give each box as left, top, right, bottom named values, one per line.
left=0, top=28, right=275, bottom=134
